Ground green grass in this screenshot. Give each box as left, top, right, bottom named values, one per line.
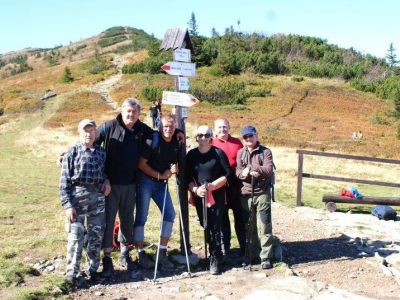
left=1, top=97, right=400, bottom=297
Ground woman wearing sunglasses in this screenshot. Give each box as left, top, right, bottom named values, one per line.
left=186, top=125, right=231, bottom=275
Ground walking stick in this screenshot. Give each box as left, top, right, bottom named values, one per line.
left=202, top=179, right=208, bottom=270
left=242, top=175, right=255, bottom=271
left=175, top=175, right=191, bottom=277
left=153, top=181, right=168, bottom=282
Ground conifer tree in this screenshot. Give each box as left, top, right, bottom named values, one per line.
left=385, top=43, right=398, bottom=68
left=61, top=66, right=73, bottom=83
left=187, top=12, right=199, bottom=37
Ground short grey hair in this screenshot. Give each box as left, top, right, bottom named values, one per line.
left=122, top=97, right=141, bottom=112
left=214, top=118, right=230, bottom=129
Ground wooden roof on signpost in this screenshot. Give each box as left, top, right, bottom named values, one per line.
left=159, top=27, right=194, bottom=54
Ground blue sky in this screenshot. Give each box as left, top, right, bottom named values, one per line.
left=1, top=0, right=399, bottom=59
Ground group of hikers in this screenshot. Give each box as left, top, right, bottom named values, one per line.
left=58, top=97, right=275, bottom=285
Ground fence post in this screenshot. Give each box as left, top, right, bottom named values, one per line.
left=296, top=152, right=304, bottom=206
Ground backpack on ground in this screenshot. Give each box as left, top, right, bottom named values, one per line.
left=371, top=205, right=397, bottom=221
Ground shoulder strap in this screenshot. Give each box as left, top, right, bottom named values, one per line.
left=151, top=131, right=159, bottom=151
left=258, top=145, right=265, bottom=165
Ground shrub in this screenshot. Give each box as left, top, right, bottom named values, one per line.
left=212, top=105, right=251, bottom=112
left=292, top=76, right=304, bottom=82
left=122, top=57, right=164, bottom=75
left=0, top=107, right=4, bottom=116
left=98, top=36, right=128, bottom=48
left=140, top=86, right=173, bottom=102
left=60, top=67, right=73, bottom=83
left=102, top=26, right=126, bottom=38
left=190, top=80, right=249, bottom=105
left=369, top=111, right=390, bottom=125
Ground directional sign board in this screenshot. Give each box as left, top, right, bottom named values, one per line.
left=178, top=77, right=190, bottom=91
left=173, top=49, right=191, bottom=62
left=162, top=91, right=199, bottom=107
left=161, top=61, right=196, bottom=77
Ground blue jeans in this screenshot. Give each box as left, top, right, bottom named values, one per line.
left=134, top=173, right=176, bottom=241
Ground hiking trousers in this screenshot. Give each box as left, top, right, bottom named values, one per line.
left=66, top=185, right=105, bottom=276
left=241, top=188, right=273, bottom=261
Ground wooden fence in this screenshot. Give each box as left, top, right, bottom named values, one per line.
left=296, top=150, right=400, bottom=206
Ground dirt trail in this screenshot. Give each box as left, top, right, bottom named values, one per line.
left=92, top=54, right=126, bottom=110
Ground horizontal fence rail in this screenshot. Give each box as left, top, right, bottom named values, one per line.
left=296, top=150, right=400, bottom=206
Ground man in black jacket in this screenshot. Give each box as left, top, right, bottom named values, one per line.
left=97, top=98, right=154, bottom=276
left=98, top=98, right=185, bottom=277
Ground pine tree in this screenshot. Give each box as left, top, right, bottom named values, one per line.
left=61, top=66, right=73, bottom=83
left=385, top=43, right=398, bottom=68
left=187, top=12, right=199, bottom=37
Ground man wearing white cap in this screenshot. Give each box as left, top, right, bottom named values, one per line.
left=59, top=119, right=111, bottom=285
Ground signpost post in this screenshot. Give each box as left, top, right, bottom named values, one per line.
left=160, top=28, right=196, bottom=256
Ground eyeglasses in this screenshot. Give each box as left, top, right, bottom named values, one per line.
left=243, top=134, right=254, bottom=139
left=197, top=133, right=211, bottom=138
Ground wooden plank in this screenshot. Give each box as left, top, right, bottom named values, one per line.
left=298, top=173, right=400, bottom=188
left=296, top=150, right=400, bottom=165
left=322, top=194, right=400, bottom=206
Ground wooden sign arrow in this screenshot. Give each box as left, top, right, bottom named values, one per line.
left=161, top=61, right=196, bottom=77
left=162, top=91, right=199, bottom=107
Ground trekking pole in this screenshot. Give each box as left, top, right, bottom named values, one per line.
left=153, top=180, right=168, bottom=283
left=243, top=175, right=255, bottom=271
left=271, top=163, right=276, bottom=202
left=202, top=179, right=208, bottom=270
left=175, top=175, right=191, bottom=277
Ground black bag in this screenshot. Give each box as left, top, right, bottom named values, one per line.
left=371, top=205, right=397, bottom=221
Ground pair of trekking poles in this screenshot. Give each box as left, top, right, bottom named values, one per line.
left=243, top=175, right=256, bottom=271
left=153, top=174, right=191, bottom=282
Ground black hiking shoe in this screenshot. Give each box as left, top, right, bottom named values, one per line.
left=118, top=253, right=137, bottom=270
left=65, top=272, right=85, bottom=286
left=89, top=271, right=105, bottom=284
left=75, top=273, right=86, bottom=286
left=101, top=256, right=114, bottom=278
left=261, top=258, right=272, bottom=269
left=153, top=248, right=174, bottom=268
left=137, top=250, right=155, bottom=269
left=209, top=255, right=220, bottom=275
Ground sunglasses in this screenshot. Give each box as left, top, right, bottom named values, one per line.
left=197, top=133, right=211, bottom=138
left=243, top=134, right=254, bottom=139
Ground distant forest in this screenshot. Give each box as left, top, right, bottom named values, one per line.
left=121, top=15, right=400, bottom=114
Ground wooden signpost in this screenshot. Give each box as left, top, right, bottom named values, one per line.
left=160, top=27, right=197, bottom=255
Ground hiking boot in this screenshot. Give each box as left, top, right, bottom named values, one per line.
left=89, top=271, right=105, bottom=284
left=209, top=255, right=220, bottom=275
left=65, top=273, right=74, bottom=282
left=217, top=253, right=225, bottom=265
left=137, top=250, right=155, bottom=269
left=153, top=248, right=174, bottom=269
left=66, top=272, right=85, bottom=286
left=261, top=258, right=272, bottom=269
left=75, top=273, right=86, bottom=286
left=118, top=253, right=137, bottom=271
left=101, top=256, right=114, bottom=278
